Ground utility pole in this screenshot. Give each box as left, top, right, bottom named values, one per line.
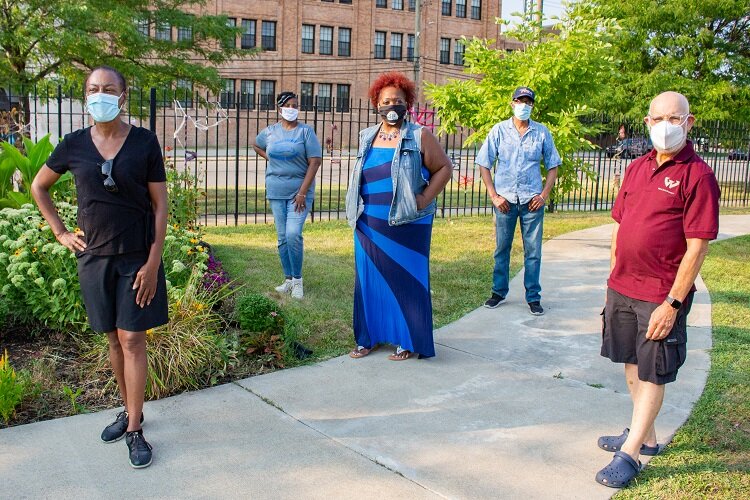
left=414, top=0, right=421, bottom=99
left=536, top=0, right=543, bottom=24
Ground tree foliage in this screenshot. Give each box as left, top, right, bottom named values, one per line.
left=427, top=3, right=619, bottom=198
left=0, top=0, right=250, bottom=90
left=589, top=0, right=750, bottom=121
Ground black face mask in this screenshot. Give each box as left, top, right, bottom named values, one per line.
left=378, top=104, right=408, bottom=125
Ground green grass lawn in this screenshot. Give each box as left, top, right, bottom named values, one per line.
left=615, top=235, right=750, bottom=499
left=203, top=212, right=614, bottom=360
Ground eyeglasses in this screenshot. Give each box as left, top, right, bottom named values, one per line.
left=513, top=99, right=534, bottom=107
left=646, top=113, right=689, bottom=126
left=100, top=159, right=118, bottom=193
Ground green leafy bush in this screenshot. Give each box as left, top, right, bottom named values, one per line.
left=0, top=204, right=211, bottom=333
left=235, top=294, right=285, bottom=333
left=81, top=269, right=235, bottom=400
left=0, top=350, right=26, bottom=424
left=165, top=157, right=203, bottom=229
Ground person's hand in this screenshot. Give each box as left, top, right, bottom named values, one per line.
left=293, top=193, right=307, bottom=213
left=491, top=194, right=510, bottom=213
left=416, top=193, right=431, bottom=210
left=529, top=194, right=546, bottom=211
left=133, top=262, right=159, bottom=308
left=646, top=303, right=678, bottom=340
left=56, top=229, right=87, bottom=253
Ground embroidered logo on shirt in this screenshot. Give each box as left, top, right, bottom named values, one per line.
left=664, top=177, right=680, bottom=189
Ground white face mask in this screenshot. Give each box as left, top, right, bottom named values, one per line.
left=512, top=103, right=532, bottom=121
left=649, top=120, right=687, bottom=154
left=280, top=107, right=299, bottom=122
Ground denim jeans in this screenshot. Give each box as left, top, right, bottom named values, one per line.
left=269, top=195, right=313, bottom=278
left=492, top=202, right=544, bottom=303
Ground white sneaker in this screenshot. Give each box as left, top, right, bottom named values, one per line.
left=275, top=279, right=292, bottom=294
left=291, top=278, right=304, bottom=299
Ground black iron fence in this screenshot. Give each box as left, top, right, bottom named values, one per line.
left=2, top=84, right=749, bottom=224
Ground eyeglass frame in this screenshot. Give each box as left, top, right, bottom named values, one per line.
left=100, top=159, right=118, bottom=193
left=645, top=113, right=691, bottom=126
left=512, top=97, right=534, bottom=107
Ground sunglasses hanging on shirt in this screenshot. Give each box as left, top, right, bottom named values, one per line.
left=100, top=159, right=118, bottom=193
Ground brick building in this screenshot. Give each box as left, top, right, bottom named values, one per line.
left=200, top=0, right=520, bottom=109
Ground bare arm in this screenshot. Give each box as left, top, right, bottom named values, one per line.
left=416, top=129, right=452, bottom=209
left=293, top=156, right=322, bottom=212
left=530, top=168, right=558, bottom=211
left=253, top=145, right=268, bottom=161
left=646, top=238, right=710, bottom=340
left=31, top=165, right=87, bottom=252
left=610, top=222, right=619, bottom=273
left=479, top=165, right=509, bottom=214
left=133, top=181, right=168, bottom=308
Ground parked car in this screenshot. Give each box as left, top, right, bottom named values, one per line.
left=728, top=148, right=749, bottom=161
left=605, top=137, right=653, bottom=159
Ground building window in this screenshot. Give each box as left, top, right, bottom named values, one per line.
left=302, top=24, right=315, bottom=54
left=318, top=83, right=332, bottom=112
left=407, top=34, right=415, bottom=62
left=240, top=80, right=255, bottom=109
left=336, top=84, right=350, bottom=112
left=177, top=25, right=192, bottom=42
left=409, top=0, right=416, bottom=11
left=454, top=40, right=465, bottom=65
left=441, top=0, right=451, bottom=16
left=376, top=0, right=387, bottom=7
left=261, top=21, right=276, bottom=51
left=390, top=33, right=403, bottom=60
left=259, top=80, right=276, bottom=110
left=338, top=28, right=351, bottom=57
left=320, top=26, right=333, bottom=55
left=300, top=82, right=314, bottom=111
left=155, top=22, right=171, bottom=41
left=392, top=0, right=403, bottom=10
left=456, top=0, right=466, bottom=17
left=471, top=0, right=481, bottom=20
left=374, top=31, right=386, bottom=59
left=241, top=19, right=256, bottom=49
left=340, top=0, right=352, bottom=3
left=220, top=79, right=235, bottom=109
left=136, top=19, right=149, bottom=37
left=224, top=18, right=236, bottom=49
left=440, top=38, right=450, bottom=64
left=176, top=79, right=193, bottom=108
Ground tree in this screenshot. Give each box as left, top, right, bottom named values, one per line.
left=427, top=3, right=620, bottom=200
left=0, top=0, right=251, bottom=120
left=589, top=0, right=750, bottom=121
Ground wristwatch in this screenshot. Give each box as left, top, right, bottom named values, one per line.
left=665, top=295, right=682, bottom=310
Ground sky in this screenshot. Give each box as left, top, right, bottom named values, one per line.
left=501, top=0, right=567, bottom=29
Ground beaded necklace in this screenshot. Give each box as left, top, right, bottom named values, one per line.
left=377, top=129, right=400, bottom=141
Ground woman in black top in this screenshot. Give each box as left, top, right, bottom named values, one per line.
left=31, top=66, right=167, bottom=469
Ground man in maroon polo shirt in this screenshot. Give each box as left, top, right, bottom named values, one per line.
left=594, top=91, right=720, bottom=488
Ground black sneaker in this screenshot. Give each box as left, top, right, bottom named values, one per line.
left=125, top=429, right=153, bottom=469
left=101, top=411, right=144, bottom=443
left=484, top=293, right=506, bottom=309
left=528, top=301, right=544, bottom=316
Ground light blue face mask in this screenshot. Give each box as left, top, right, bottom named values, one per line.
left=513, top=102, right=532, bottom=121
left=86, top=92, right=123, bottom=123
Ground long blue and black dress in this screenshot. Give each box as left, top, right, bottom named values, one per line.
left=353, top=147, right=435, bottom=358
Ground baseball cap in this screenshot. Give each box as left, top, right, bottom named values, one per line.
left=512, top=86, right=535, bottom=102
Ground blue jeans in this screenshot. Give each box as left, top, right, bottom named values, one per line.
left=492, top=202, right=544, bottom=303
left=269, top=196, right=313, bottom=278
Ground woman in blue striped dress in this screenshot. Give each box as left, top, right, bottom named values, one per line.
left=345, top=72, right=452, bottom=360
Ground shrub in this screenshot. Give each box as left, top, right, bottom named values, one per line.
left=166, top=157, right=203, bottom=229
left=0, top=349, right=26, bottom=424
left=235, top=294, right=285, bottom=333
left=81, top=269, right=236, bottom=400
left=0, top=204, right=211, bottom=333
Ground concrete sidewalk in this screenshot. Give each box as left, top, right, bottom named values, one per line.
left=2, top=215, right=748, bottom=499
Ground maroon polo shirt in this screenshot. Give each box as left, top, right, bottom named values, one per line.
left=608, top=141, right=720, bottom=304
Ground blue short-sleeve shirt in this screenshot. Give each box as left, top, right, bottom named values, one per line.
left=255, top=122, right=322, bottom=199
left=475, top=118, right=561, bottom=204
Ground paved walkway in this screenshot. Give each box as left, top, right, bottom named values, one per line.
left=2, top=215, right=749, bottom=499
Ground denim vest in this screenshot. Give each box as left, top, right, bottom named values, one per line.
left=345, top=121, right=436, bottom=228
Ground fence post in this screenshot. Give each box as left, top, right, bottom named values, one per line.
left=593, top=152, right=601, bottom=211
left=56, top=84, right=63, bottom=140
left=234, top=91, right=241, bottom=226
left=149, top=88, right=157, bottom=133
